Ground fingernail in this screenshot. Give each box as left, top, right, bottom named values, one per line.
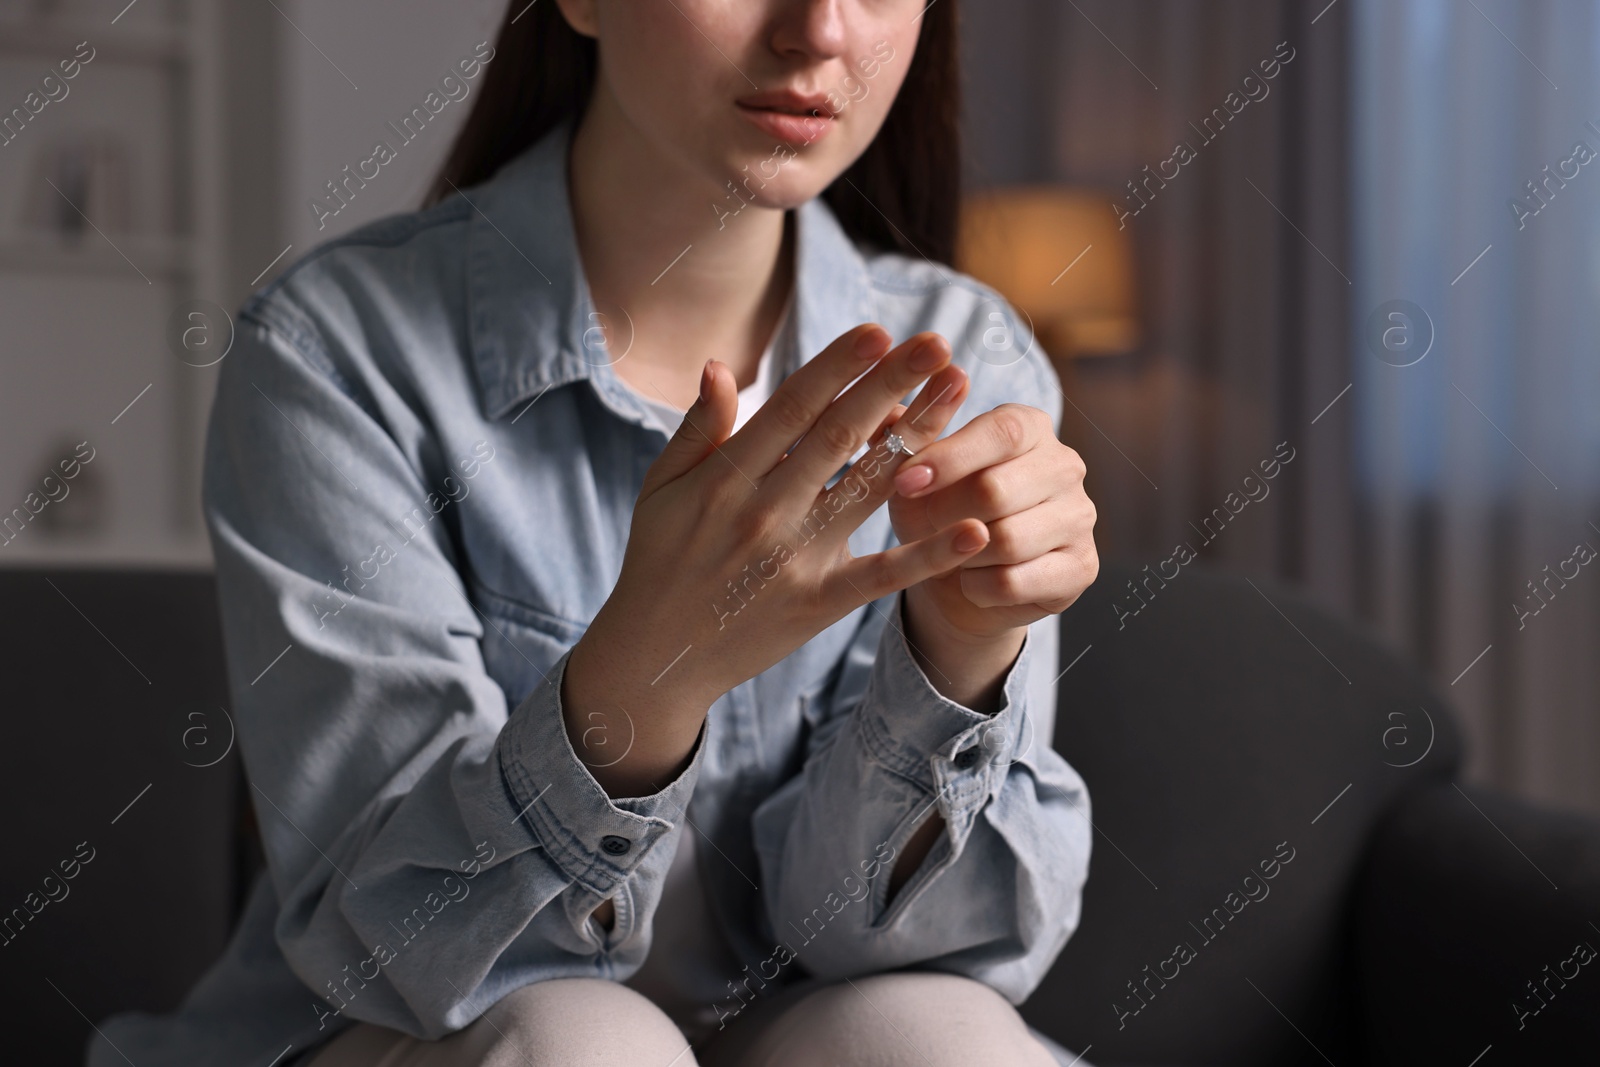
left=955, top=526, right=987, bottom=553
left=699, top=360, right=714, bottom=403
left=909, top=337, right=946, bottom=372
left=856, top=328, right=889, bottom=360
left=895, top=464, right=934, bottom=496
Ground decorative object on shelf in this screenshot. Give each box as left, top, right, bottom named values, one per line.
left=4, top=437, right=107, bottom=544
left=21, top=133, right=134, bottom=241
left=956, top=187, right=1140, bottom=366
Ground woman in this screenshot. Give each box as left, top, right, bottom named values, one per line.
left=88, top=1, right=1098, bottom=1064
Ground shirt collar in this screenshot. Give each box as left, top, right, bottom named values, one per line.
left=464, top=117, right=880, bottom=421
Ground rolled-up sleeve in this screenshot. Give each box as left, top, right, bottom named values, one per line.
left=750, top=598, right=1090, bottom=1002
left=207, top=308, right=699, bottom=1039
left=749, top=329, right=1092, bottom=1003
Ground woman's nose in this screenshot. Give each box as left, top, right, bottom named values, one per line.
left=768, top=0, right=850, bottom=64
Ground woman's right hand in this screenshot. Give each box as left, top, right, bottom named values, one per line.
left=562, top=324, right=983, bottom=797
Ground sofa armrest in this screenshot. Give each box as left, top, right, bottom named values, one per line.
left=1353, top=782, right=1600, bottom=1063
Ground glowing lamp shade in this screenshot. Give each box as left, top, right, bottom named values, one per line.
left=956, top=187, right=1140, bottom=359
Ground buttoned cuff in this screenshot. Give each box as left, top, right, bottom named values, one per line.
left=855, top=593, right=1037, bottom=820
left=496, top=646, right=705, bottom=895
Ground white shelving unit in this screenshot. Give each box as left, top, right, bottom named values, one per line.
left=0, top=0, right=224, bottom=569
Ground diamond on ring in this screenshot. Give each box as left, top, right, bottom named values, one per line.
left=883, top=432, right=914, bottom=458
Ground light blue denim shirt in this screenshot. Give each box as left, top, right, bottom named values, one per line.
left=88, top=119, right=1091, bottom=1067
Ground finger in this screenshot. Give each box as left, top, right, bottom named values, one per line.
left=958, top=499, right=1076, bottom=567
left=832, top=518, right=990, bottom=610
left=641, top=358, right=741, bottom=497
left=958, top=549, right=1089, bottom=610
left=773, top=363, right=969, bottom=550
left=762, top=333, right=956, bottom=503
left=913, top=452, right=1057, bottom=530
left=722, top=323, right=894, bottom=473
left=891, top=403, right=1058, bottom=500
left=774, top=403, right=908, bottom=468
left=870, top=403, right=910, bottom=441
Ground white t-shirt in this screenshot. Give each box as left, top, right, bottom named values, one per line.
left=625, top=294, right=792, bottom=438
left=612, top=295, right=793, bottom=1039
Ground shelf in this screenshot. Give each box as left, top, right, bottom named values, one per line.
left=0, top=532, right=212, bottom=570
left=0, top=234, right=194, bottom=282
left=0, top=22, right=190, bottom=66
left=1, top=0, right=225, bottom=572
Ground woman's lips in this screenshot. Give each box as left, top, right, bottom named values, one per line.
left=736, top=102, right=834, bottom=145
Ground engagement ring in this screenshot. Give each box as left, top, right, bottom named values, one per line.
left=883, top=431, right=915, bottom=459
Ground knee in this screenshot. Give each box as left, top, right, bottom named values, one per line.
left=758, top=972, right=1057, bottom=1067
left=482, top=978, right=695, bottom=1065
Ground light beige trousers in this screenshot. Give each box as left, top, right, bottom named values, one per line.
left=303, top=972, right=1068, bottom=1067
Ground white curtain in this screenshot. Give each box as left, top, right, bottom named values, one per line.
left=1353, top=0, right=1600, bottom=813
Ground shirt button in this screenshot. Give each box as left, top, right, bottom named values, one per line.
left=600, top=835, right=631, bottom=856
left=954, top=747, right=981, bottom=770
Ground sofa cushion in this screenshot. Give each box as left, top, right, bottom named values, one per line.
left=0, top=569, right=241, bottom=1067
left=1023, top=563, right=1460, bottom=1066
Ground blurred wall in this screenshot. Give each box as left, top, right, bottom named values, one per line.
left=272, top=0, right=506, bottom=256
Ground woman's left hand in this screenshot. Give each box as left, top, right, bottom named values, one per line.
left=887, top=402, right=1099, bottom=644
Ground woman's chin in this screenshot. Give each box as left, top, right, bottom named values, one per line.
left=707, top=160, right=835, bottom=216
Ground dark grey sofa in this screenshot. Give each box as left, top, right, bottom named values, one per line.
left=1, top=565, right=1595, bottom=1064
left=1022, top=565, right=1600, bottom=1065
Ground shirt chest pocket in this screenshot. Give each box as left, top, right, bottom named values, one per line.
left=467, top=574, right=591, bottom=705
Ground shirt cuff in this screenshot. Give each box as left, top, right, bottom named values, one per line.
left=855, top=592, right=1038, bottom=818
left=496, top=646, right=705, bottom=895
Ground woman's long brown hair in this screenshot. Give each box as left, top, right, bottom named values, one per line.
left=425, top=1, right=962, bottom=264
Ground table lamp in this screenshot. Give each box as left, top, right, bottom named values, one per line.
left=956, top=186, right=1140, bottom=365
